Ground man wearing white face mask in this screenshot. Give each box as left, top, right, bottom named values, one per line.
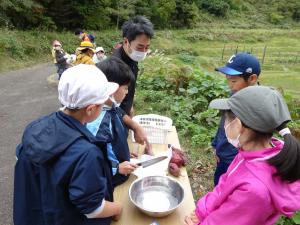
left=113, top=15, right=154, bottom=117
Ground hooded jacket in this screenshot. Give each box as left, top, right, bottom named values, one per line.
left=75, top=53, right=95, bottom=65
left=86, top=105, right=130, bottom=187
left=196, top=138, right=300, bottom=225
left=13, top=111, right=114, bottom=225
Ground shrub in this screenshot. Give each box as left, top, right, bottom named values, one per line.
left=136, top=53, right=229, bottom=147
left=268, top=12, right=285, bottom=24
left=197, top=0, right=231, bottom=17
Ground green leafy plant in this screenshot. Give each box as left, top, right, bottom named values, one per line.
left=136, top=53, right=228, bottom=147
left=276, top=211, right=300, bottom=225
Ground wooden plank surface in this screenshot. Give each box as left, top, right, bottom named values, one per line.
left=112, top=126, right=195, bottom=225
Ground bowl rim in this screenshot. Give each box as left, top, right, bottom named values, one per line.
left=128, top=175, right=185, bottom=213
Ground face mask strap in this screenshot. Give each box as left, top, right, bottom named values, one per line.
left=224, top=117, right=238, bottom=130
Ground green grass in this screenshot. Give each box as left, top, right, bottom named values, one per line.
left=0, top=29, right=121, bottom=72
left=139, top=28, right=300, bottom=224
left=149, top=28, right=300, bottom=96
left=1, top=28, right=300, bottom=96
left=261, top=71, right=300, bottom=95
left=1, top=27, right=299, bottom=224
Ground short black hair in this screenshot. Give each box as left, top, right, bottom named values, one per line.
left=96, top=57, right=135, bottom=86
left=122, top=15, right=154, bottom=42
left=74, top=28, right=83, bottom=35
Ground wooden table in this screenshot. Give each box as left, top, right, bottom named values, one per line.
left=112, top=126, right=195, bottom=225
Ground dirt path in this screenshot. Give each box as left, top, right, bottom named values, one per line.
left=0, top=63, right=59, bottom=225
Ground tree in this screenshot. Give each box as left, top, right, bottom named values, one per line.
left=170, top=0, right=199, bottom=28
left=0, top=0, right=54, bottom=29
left=109, top=0, right=137, bottom=30
left=196, top=0, right=231, bottom=17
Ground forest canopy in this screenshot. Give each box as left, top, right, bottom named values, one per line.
left=0, top=0, right=300, bottom=30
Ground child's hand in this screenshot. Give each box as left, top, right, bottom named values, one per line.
left=183, top=216, right=194, bottom=225
left=112, top=202, right=123, bottom=221
left=130, top=152, right=138, bottom=158
left=183, top=211, right=199, bottom=225
left=118, top=161, right=138, bottom=175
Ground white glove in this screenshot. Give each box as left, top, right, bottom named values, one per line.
left=66, top=54, right=76, bottom=64
left=70, top=54, right=76, bottom=63
left=66, top=58, right=72, bottom=64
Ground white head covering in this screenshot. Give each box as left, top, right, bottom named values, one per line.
left=95, top=46, right=105, bottom=53
left=58, top=64, right=118, bottom=109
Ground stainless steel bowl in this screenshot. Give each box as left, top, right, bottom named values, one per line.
left=129, top=175, right=184, bottom=217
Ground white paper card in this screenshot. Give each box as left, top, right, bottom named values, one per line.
left=131, top=149, right=172, bottom=178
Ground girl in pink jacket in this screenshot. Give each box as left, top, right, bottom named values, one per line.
left=184, top=86, right=300, bottom=225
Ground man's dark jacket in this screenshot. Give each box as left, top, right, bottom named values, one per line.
left=112, top=46, right=138, bottom=115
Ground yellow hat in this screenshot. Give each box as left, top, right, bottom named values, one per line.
left=78, top=41, right=95, bottom=52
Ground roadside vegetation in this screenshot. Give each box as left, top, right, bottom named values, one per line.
left=1, top=27, right=299, bottom=224
left=138, top=28, right=300, bottom=225
left=1, top=0, right=300, bottom=30
left=1, top=2, right=300, bottom=221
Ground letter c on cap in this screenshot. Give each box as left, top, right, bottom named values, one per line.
left=228, top=55, right=236, bottom=64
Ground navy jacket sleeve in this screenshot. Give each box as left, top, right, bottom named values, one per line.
left=212, top=115, right=225, bottom=148
left=211, top=126, right=220, bottom=148
left=69, top=145, right=108, bottom=214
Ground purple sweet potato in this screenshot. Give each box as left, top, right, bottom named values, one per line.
left=170, top=151, right=184, bottom=167
left=168, top=162, right=181, bottom=177
left=170, top=146, right=188, bottom=167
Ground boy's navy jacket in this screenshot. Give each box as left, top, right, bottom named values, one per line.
left=13, top=111, right=114, bottom=225
left=87, top=105, right=130, bottom=187
left=212, top=115, right=238, bottom=164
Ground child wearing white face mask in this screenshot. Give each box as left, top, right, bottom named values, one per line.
left=184, top=86, right=300, bottom=225
left=224, top=116, right=242, bottom=148
left=86, top=57, right=153, bottom=187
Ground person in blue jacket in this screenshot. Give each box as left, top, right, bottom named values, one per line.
left=212, top=52, right=261, bottom=185
left=13, top=64, right=123, bottom=225
left=87, top=57, right=152, bottom=187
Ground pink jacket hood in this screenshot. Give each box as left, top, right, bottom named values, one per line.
left=196, top=138, right=300, bottom=225
left=241, top=139, right=300, bottom=216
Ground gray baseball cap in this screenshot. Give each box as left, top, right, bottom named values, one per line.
left=209, top=86, right=291, bottom=133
